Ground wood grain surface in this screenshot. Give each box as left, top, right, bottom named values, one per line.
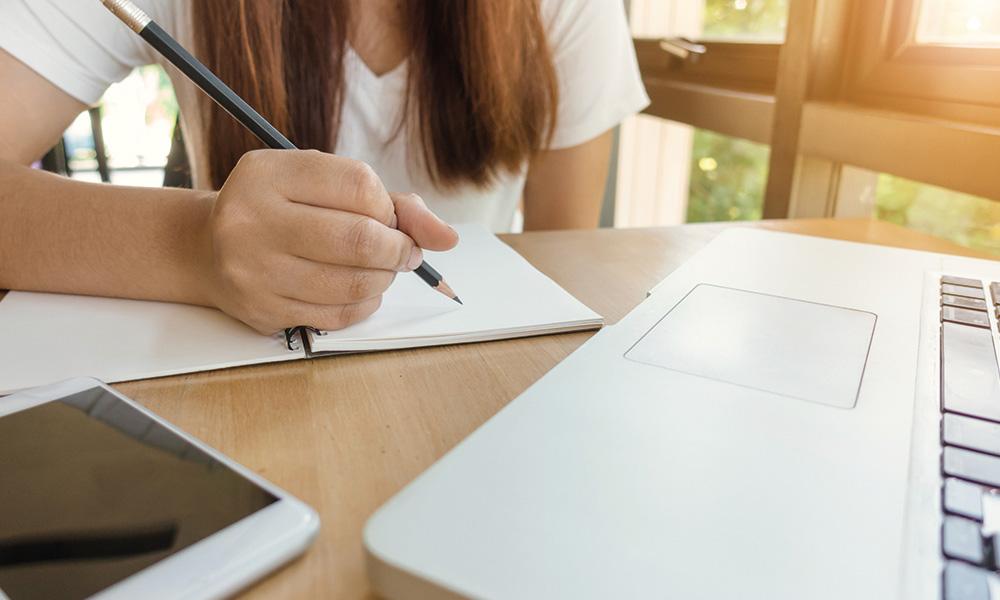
left=9, top=219, right=992, bottom=599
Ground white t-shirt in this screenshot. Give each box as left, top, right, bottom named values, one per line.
left=0, top=0, right=648, bottom=232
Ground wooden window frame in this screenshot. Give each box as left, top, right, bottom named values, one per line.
left=633, top=39, right=780, bottom=94
left=635, top=39, right=779, bottom=145
left=844, top=0, right=1000, bottom=127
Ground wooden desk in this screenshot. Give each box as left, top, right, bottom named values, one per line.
left=112, top=218, right=992, bottom=599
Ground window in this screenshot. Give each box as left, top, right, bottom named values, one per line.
left=616, top=0, right=785, bottom=227
left=624, top=0, right=1000, bottom=256
left=917, top=0, right=1000, bottom=45
left=615, top=119, right=769, bottom=227
left=67, top=66, right=177, bottom=187
left=845, top=0, right=1000, bottom=125
left=827, top=1, right=1000, bottom=254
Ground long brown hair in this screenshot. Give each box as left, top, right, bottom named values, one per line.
left=192, top=1, right=559, bottom=190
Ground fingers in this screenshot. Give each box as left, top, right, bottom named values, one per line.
left=229, top=263, right=388, bottom=334
left=279, top=202, right=424, bottom=271
left=391, top=192, right=460, bottom=252
left=272, top=255, right=396, bottom=305
left=234, top=149, right=395, bottom=225
left=280, top=295, right=384, bottom=332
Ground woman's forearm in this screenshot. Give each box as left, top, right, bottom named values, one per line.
left=0, top=160, right=216, bottom=305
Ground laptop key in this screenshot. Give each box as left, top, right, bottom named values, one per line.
left=941, top=323, right=1000, bottom=423
left=942, top=295, right=989, bottom=311
left=992, top=282, right=1000, bottom=307
left=945, top=478, right=986, bottom=520
left=943, top=284, right=987, bottom=300
left=944, top=560, right=991, bottom=600
left=943, top=516, right=985, bottom=563
left=944, top=276, right=985, bottom=289
left=944, top=414, right=1000, bottom=457
left=942, top=306, right=992, bottom=329
left=944, top=447, right=1000, bottom=488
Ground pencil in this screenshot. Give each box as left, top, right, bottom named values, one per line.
left=99, top=0, right=463, bottom=316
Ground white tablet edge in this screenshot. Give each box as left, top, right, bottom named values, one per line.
left=1, top=377, right=320, bottom=600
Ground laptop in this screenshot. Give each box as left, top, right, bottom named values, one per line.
left=363, top=228, right=1000, bottom=600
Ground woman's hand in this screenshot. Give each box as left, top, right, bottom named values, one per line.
left=200, top=149, right=458, bottom=334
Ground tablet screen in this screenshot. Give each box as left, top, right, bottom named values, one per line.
left=0, top=387, right=278, bottom=600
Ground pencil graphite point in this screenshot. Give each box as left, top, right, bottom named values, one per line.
left=435, top=280, right=462, bottom=305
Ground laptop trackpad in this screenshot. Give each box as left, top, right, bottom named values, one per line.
left=625, top=284, right=876, bottom=408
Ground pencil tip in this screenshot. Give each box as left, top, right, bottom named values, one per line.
left=434, top=279, right=461, bottom=304
left=453, top=296, right=463, bottom=305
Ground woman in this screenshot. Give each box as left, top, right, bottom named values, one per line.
left=0, top=0, right=647, bottom=334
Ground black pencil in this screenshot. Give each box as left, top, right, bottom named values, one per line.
left=99, top=0, right=463, bottom=318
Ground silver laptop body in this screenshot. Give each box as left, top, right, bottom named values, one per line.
left=365, top=228, right=1000, bottom=600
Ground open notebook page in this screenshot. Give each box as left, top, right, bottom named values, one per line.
left=306, top=225, right=603, bottom=353
left=0, top=291, right=299, bottom=394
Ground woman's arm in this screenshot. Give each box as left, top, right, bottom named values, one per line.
left=0, top=49, right=215, bottom=305
left=0, top=49, right=457, bottom=333
left=522, top=130, right=613, bottom=231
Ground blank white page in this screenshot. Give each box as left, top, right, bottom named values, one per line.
left=0, top=292, right=300, bottom=394
left=307, top=225, right=603, bottom=353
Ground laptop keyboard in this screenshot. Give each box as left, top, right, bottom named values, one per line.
left=938, top=276, right=1000, bottom=599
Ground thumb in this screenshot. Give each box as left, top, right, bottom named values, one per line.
left=391, top=192, right=459, bottom=251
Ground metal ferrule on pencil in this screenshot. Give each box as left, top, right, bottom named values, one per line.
left=100, top=0, right=151, bottom=33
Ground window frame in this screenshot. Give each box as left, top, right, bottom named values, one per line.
left=634, top=39, right=780, bottom=94
left=843, top=0, right=1000, bottom=125
left=635, top=39, right=778, bottom=144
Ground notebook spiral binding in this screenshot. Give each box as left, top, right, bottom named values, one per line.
left=283, top=328, right=300, bottom=352
left=283, top=326, right=327, bottom=352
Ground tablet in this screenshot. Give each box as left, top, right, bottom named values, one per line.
left=0, top=378, right=319, bottom=600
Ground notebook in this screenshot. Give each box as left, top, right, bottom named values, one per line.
left=0, top=225, right=602, bottom=394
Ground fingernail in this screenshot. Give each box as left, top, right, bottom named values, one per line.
left=406, top=246, right=423, bottom=271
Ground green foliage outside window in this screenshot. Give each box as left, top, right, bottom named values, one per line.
left=702, top=0, right=789, bottom=40
left=876, top=175, right=1000, bottom=256
left=686, top=129, right=767, bottom=223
